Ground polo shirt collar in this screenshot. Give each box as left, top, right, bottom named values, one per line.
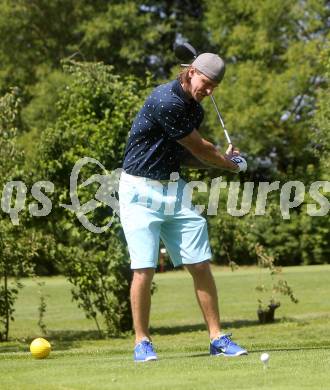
left=173, top=79, right=193, bottom=104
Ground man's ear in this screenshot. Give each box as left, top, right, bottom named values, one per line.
left=188, top=67, right=195, bottom=79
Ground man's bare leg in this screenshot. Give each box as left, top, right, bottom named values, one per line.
left=130, top=268, right=155, bottom=343
left=186, top=261, right=221, bottom=340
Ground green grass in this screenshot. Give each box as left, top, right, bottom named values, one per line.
left=1, top=265, right=330, bottom=390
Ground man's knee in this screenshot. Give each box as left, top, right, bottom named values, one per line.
left=186, top=260, right=211, bottom=277
left=132, top=268, right=155, bottom=284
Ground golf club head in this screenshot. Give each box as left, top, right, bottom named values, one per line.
left=173, top=42, right=197, bottom=62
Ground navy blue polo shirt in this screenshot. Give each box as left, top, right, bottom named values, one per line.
left=122, top=79, right=204, bottom=180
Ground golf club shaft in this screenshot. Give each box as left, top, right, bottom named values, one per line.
left=174, top=42, right=232, bottom=145
left=210, top=95, right=232, bottom=145
left=192, top=49, right=232, bottom=145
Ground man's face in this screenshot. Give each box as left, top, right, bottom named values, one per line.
left=188, top=68, right=219, bottom=102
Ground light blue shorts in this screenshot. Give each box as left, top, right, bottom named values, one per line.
left=119, top=172, right=212, bottom=269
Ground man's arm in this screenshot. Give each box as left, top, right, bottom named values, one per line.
left=178, top=129, right=239, bottom=172
left=181, top=149, right=211, bottom=169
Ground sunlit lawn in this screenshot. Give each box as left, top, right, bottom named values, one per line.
left=0, top=265, right=329, bottom=390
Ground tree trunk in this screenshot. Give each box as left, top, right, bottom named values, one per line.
left=4, top=266, right=9, bottom=341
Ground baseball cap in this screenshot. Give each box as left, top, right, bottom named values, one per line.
left=191, top=53, right=226, bottom=83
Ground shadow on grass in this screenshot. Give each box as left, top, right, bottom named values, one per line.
left=47, top=329, right=106, bottom=341
left=151, top=323, right=206, bottom=335
left=250, top=346, right=330, bottom=353
left=2, top=317, right=326, bottom=355
left=0, top=329, right=128, bottom=354
left=151, top=315, right=323, bottom=336
left=171, top=345, right=330, bottom=361
left=151, top=319, right=261, bottom=335
left=0, top=344, right=28, bottom=354
left=46, top=329, right=128, bottom=351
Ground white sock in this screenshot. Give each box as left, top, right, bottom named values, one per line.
left=211, top=333, right=227, bottom=342
left=139, top=336, right=151, bottom=343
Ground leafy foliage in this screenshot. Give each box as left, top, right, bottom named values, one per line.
left=0, top=0, right=329, bottom=339
left=255, top=243, right=298, bottom=310
left=0, top=89, right=23, bottom=341
left=0, top=0, right=205, bottom=92
left=33, top=61, right=150, bottom=334
left=208, top=187, right=330, bottom=266
left=203, top=0, right=328, bottom=178
left=62, top=237, right=132, bottom=336
left=0, top=89, right=44, bottom=340
left=202, top=0, right=329, bottom=266
left=313, top=46, right=330, bottom=172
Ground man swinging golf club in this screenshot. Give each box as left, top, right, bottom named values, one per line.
left=119, top=50, right=248, bottom=361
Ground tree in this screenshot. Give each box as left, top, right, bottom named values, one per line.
left=0, top=0, right=206, bottom=93
left=200, top=0, right=329, bottom=266
left=2, top=0, right=207, bottom=161
left=33, top=61, right=150, bottom=334
left=313, top=46, right=330, bottom=172
left=298, top=46, right=330, bottom=265
left=203, top=0, right=329, bottom=179
left=0, top=0, right=82, bottom=92
left=0, top=89, right=44, bottom=340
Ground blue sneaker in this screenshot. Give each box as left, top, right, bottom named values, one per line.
left=210, top=333, right=248, bottom=357
left=134, top=338, right=158, bottom=362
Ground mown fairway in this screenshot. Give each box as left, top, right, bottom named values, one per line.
left=1, top=265, right=330, bottom=390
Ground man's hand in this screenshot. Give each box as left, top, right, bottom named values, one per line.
left=229, top=155, right=248, bottom=172
left=223, top=144, right=247, bottom=172
left=177, top=129, right=247, bottom=173
left=225, top=144, right=240, bottom=159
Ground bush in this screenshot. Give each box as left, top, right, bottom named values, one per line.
left=32, top=60, right=150, bottom=335
left=208, top=192, right=329, bottom=266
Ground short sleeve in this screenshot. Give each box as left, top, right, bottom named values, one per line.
left=152, top=101, right=194, bottom=140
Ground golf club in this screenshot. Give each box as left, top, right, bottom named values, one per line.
left=174, top=42, right=232, bottom=145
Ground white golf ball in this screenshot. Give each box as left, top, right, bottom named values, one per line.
left=260, top=352, right=270, bottom=363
